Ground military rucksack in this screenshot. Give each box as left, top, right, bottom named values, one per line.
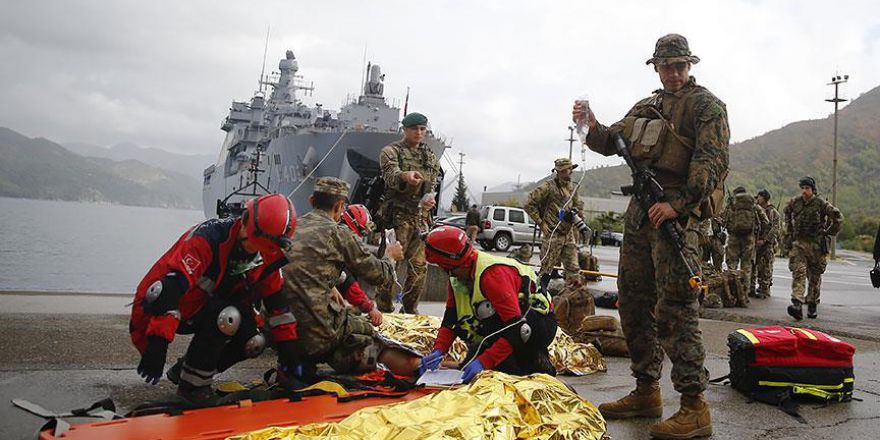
left=552, top=277, right=596, bottom=333
left=729, top=196, right=756, bottom=235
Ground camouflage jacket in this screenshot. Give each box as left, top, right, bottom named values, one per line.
left=523, top=177, right=584, bottom=235
left=280, top=209, right=396, bottom=357
left=586, top=76, right=729, bottom=218
left=379, top=139, right=441, bottom=222
left=761, top=204, right=781, bottom=247
left=783, top=195, right=843, bottom=245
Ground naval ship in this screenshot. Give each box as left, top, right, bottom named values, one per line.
left=202, top=50, right=447, bottom=218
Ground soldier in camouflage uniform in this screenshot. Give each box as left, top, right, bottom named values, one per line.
left=707, top=216, right=726, bottom=271
left=376, top=112, right=442, bottom=314
left=783, top=176, right=843, bottom=320
left=722, top=186, right=769, bottom=298
left=523, top=158, right=585, bottom=293
left=276, top=177, right=410, bottom=382
left=752, top=189, right=781, bottom=298
left=574, top=34, right=728, bottom=439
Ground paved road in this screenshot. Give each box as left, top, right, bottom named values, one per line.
left=2, top=245, right=878, bottom=439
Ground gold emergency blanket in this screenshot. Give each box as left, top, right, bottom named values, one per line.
left=378, top=313, right=606, bottom=376
left=227, top=371, right=606, bottom=440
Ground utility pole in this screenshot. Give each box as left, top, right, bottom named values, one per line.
left=825, top=74, right=848, bottom=259
left=566, top=126, right=576, bottom=160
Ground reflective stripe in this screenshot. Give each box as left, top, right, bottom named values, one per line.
left=197, top=277, right=216, bottom=294
left=180, top=363, right=216, bottom=387
left=792, top=327, right=818, bottom=340
left=792, top=386, right=847, bottom=401
left=757, top=379, right=853, bottom=390
left=269, top=312, right=297, bottom=327
left=736, top=329, right=760, bottom=345
left=165, top=310, right=181, bottom=320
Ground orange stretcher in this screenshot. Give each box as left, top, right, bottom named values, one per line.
left=39, top=389, right=436, bottom=440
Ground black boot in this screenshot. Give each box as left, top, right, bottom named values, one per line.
left=165, top=357, right=183, bottom=385
left=787, top=300, right=803, bottom=321
left=807, top=303, right=818, bottom=319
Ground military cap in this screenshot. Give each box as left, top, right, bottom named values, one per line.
left=757, top=189, right=771, bottom=200
left=799, top=176, right=817, bottom=191
left=552, top=157, right=579, bottom=172
left=314, top=176, right=350, bottom=197
left=733, top=186, right=747, bottom=195
left=401, top=112, right=428, bottom=127
left=646, top=33, right=700, bottom=65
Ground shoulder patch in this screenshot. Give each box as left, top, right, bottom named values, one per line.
left=182, top=253, right=202, bottom=275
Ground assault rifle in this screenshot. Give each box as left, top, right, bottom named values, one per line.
left=612, top=133, right=702, bottom=289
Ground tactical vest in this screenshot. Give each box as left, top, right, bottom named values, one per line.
left=383, top=141, right=441, bottom=211
left=449, top=253, right=550, bottom=344
left=621, top=87, right=700, bottom=189
left=789, top=197, right=829, bottom=241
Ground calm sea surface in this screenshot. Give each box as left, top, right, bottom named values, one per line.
left=0, top=197, right=205, bottom=293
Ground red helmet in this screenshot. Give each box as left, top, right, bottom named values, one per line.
left=424, top=226, right=475, bottom=270
left=242, top=193, right=296, bottom=259
left=341, top=204, right=371, bottom=237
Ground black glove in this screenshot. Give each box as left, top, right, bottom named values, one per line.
left=137, top=336, right=169, bottom=385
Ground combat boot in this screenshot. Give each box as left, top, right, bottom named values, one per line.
left=649, top=393, right=712, bottom=439
left=787, top=300, right=803, bottom=321
left=807, top=303, right=818, bottom=319
left=165, top=357, right=183, bottom=385
left=598, top=380, right=663, bottom=419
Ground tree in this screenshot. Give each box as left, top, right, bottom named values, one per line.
left=451, top=173, right=470, bottom=212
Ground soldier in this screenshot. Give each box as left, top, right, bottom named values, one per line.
left=419, top=226, right=557, bottom=383
left=707, top=216, right=726, bottom=272
left=376, top=112, right=441, bottom=314
left=752, top=189, right=781, bottom=298
left=573, top=33, right=729, bottom=439
left=722, top=186, right=769, bottom=297
left=465, top=204, right=481, bottom=244
left=275, top=177, right=415, bottom=383
left=783, top=176, right=843, bottom=320
left=523, top=158, right=585, bottom=293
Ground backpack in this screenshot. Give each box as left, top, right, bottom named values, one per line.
left=717, top=326, right=855, bottom=420
left=552, top=279, right=596, bottom=333
left=729, top=196, right=756, bottom=235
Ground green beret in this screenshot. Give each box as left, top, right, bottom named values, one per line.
left=401, top=112, right=428, bottom=127
left=314, top=176, right=350, bottom=197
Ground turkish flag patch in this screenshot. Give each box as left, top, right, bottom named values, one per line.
left=182, top=254, right=201, bottom=275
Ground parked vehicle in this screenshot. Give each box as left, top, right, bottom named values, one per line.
left=477, top=206, right=538, bottom=252
left=598, top=230, right=624, bottom=247
left=434, top=215, right=467, bottom=230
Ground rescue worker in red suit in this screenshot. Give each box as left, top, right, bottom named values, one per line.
left=419, top=226, right=558, bottom=383
left=335, top=204, right=384, bottom=326
left=129, top=193, right=297, bottom=404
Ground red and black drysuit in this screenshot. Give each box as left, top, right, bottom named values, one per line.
left=130, top=217, right=296, bottom=386
left=434, top=265, right=557, bottom=376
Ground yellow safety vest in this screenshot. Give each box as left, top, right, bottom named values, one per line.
left=449, top=252, right=549, bottom=343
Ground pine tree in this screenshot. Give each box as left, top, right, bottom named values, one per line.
left=451, top=173, right=469, bottom=212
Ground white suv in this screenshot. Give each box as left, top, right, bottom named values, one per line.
left=477, top=206, right=538, bottom=252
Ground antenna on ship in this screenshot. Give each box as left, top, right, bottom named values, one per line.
left=403, top=86, right=410, bottom=116
left=360, top=45, right=367, bottom=96
left=258, top=25, right=271, bottom=94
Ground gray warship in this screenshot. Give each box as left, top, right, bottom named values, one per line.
left=202, top=50, right=447, bottom=218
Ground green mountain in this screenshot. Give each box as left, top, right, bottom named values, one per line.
left=0, top=127, right=201, bottom=209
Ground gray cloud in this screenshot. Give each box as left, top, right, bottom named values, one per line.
left=1, top=0, right=877, bottom=200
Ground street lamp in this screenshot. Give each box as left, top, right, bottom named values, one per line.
left=825, top=74, right=848, bottom=259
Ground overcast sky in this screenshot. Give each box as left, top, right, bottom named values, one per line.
left=1, top=0, right=878, bottom=199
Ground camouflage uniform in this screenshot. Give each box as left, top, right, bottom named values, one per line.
left=753, top=203, right=781, bottom=297
left=280, top=178, right=397, bottom=373
left=722, top=192, right=769, bottom=297
left=585, top=73, right=729, bottom=395
left=377, top=133, right=441, bottom=314
left=707, top=216, right=726, bottom=271
left=523, top=158, right=584, bottom=283
left=783, top=194, right=842, bottom=305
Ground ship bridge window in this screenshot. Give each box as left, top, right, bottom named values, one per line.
left=225, top=144, right=248, bottom=177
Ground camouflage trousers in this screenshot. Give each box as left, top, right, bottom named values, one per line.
left=726, top=234, right=755, bottom=294
left=376, top=220, right=427, bottom=314
left=466, top=225, right=479, bottom=244
left=789, top=240, right=828, bottom=304
left=617, top=206, right=707, bottom=395
left=539, top=229, right=579, bottom=279
left=752, top=243, right=776, bottom=296
left=707, top=238, right=725, bottom=272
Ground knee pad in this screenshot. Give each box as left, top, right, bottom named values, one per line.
left=217, top=306, right=241, bottom=336
left=243, top=332, right=266, bottom=358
